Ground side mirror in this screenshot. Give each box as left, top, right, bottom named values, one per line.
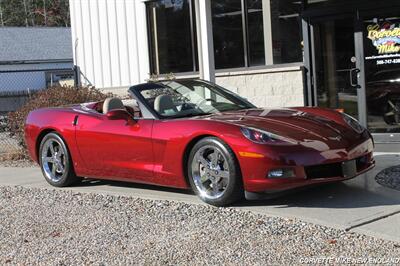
left=106, top=109, right=136, bottom=125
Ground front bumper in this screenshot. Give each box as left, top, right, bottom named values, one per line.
left=236, top=137, right=375, bottom=194
left=244, top=158, right=375, bottom=200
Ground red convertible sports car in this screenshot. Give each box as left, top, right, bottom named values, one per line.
left=25, top=79, right=375, bottom=206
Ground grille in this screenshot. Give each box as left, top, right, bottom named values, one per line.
left=305, top=162, right=343, bottom=179
left=356, top=155, right=369, bottom=171
left=304, top=155, right=370, bottom=179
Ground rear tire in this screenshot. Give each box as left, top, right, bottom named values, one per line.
left=39, top=132, right=81, bottom=187
left=383, top=99, right=400, bottom=125
left=188, top=137, right=243, bottom=206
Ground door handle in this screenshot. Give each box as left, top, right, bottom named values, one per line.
left=350, top=68, right=361, bottom=89
left=72, top=115, right=79, bottom=126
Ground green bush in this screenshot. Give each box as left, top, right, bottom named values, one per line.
left=8, top=86, right=113, bottom=150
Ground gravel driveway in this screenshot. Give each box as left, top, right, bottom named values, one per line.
left=0, top=186, right=399, bottom=265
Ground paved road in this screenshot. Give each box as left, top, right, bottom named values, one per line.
left=1, top=152, right=399, bottom=242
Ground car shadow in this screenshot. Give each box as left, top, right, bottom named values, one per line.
left=71, top=154, right=400, bottom=209
left=233, top=181, right=400, bottom=209
left=75, top=178, right=195, bottom=196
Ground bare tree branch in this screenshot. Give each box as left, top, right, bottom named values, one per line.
left=0, top=0, right=69, bottom=27
left=0, top=0, right=4, bottom=26
left=43, top=0, right=47, bottom=26
left=23, top=0, right=28, bottom=26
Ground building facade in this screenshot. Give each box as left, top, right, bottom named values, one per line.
left=0, top=27, right=74, bottom=113
left=70, top=0, right=400, bottom=142
left=0, top=27, right=74, bottom=91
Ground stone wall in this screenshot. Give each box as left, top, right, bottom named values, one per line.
left=216, top=65, right=305, bottom=108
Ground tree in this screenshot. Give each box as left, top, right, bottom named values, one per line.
left=0, top=0, right=26, bottom=26
left=0, top=0, right=70, bottom=27
left=0, top=0, right=4, bottom=26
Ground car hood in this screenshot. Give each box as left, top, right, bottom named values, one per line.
left=200, top=108, right=363, bottom=149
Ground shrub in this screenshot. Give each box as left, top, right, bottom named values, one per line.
left=8, top=86, right=113, bottom=151
left=0, top=115, right=9, bottom=133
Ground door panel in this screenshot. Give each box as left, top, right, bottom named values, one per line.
left=75, top=114, right=154, bottom=182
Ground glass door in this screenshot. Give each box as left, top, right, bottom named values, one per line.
left=307, top=4, right=400, bottom=141
left=363, top=15, right=400, bottom=133
left=311, top=16, right=360, bottom=119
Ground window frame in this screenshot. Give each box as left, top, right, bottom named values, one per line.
left=211, top=0, right=303, bottom=69
left=211, top=0, right=262, bottom=69
left=146, top=0, right=304, bottom=75
left=146, top=0, right=198, bottom=76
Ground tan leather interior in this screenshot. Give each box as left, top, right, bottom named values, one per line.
left=154, top=95, right=177, bottom=114
left=103, top=97, right=125, bottom=114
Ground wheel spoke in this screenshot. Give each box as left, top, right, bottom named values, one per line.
left=197, top=156, right=210, bottom=168
left=210, top=150, right=219, bottom=168
left=217, top=170, right=230, bottom=179
left=57, top=162, right=64, bottom=173
left=200, top=173, right=210, bottom=183
left=51, top=165, right=56, bottom=176
left=48, top=143, right=55, bottom=156
left=388, top=100, right=398, bottom=111
left=220, top=178, right=228, bottom=189
left=43, top=157, right=53, bottom=164
left=212, top=181, right=220, bottom=194
left=385, top=111, right=395, bottom=116
left=56, top=152, right=63, bottom=161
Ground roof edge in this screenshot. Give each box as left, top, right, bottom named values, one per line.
left=0, top=59, right=73, bottom=65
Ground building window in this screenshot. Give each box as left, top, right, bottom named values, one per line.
left=147, top=0, right=198, bottom=75
left=45, top=70, right=75, bottom=87
left=146, top=0, right=303, bottom=74
left=247, top=0, right=266, bottom=66
left=212, top=0, right=266, bottom=69
left=212, top=0, right=245, bottom=69
left=270, top=0, right=303, bottom=64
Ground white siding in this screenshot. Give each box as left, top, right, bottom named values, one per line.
left=69, top=0, right=305, bottom=107
left=69, top=0, right=150, bottom=89
left=98, top=0, right=113, bottom=86
left=88, top=0, right=103, bottom=86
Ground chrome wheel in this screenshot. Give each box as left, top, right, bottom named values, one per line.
left=41, top=138, right=67, bottom=183
left=191, top=145, right=231, bottom=200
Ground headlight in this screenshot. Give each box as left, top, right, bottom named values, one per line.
left=240, top=127, right=296, bottom=145
left=342, top=113, right=365, bottom=133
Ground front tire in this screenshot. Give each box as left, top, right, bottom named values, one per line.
left=39, top=132, right=81, bottom=187
left=188, top=137, right=243, bottom=206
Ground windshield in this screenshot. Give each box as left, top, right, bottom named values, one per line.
left=138, top=80, right=255, bottom=118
